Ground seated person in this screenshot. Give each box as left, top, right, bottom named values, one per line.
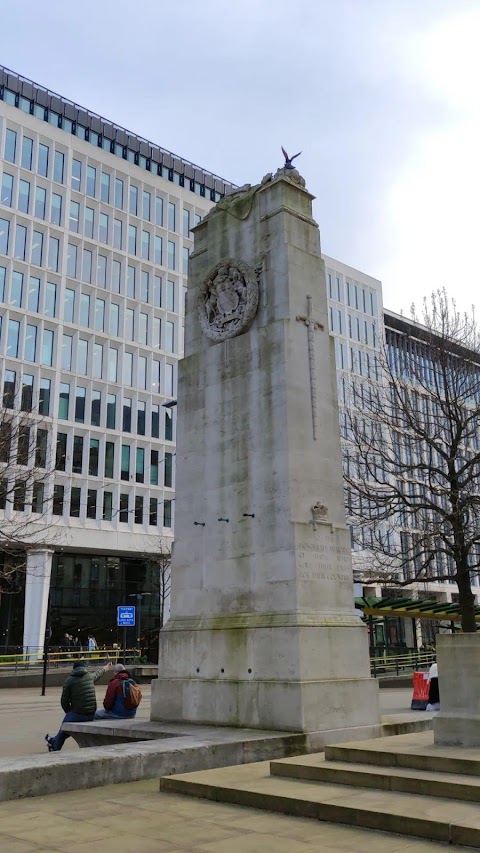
left=94, top=663, right=139, bottom=719
left=46, top=660, right=111, bottom=752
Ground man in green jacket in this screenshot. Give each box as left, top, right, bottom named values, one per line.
left=45, top=660, right=111, bottom=752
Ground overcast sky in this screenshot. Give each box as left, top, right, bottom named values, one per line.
left=2, top=0, right=479, bottom=314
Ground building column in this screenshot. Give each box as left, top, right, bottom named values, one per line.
left=22, top=549, right=54, bottom=656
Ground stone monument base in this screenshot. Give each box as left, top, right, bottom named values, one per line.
left=434, top=633, right=480, bottom=747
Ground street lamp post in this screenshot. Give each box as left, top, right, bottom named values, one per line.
left=128, top=592, right=152, bottom=654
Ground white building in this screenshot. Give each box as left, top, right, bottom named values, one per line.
left=0, top=65, right=234, bottom=653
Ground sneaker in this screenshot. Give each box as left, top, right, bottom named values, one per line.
left=45, top=734, right=55, bottom=752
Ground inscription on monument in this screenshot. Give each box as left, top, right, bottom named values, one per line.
left=297, top=539, right=351, bottom=583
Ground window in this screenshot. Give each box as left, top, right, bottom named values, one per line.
left=153, top=317, right=161, bottom=347
left=41, top=329, right=54, bottom=366
left=97, top=254, right=107, bottom=287
left=166, top=279, right=175, bottom=311
left=93, top=343, right=103, bottom=379
left=87, top=489, right=97, bottom=519
left=17, top=425, right=30, bottom=466
left=70, top=487, right=81, bottom=518
left=53, top=484, right=64, bottom=516
left=58, top=383, right=70, bottom=419
left=80, top=293, right=90, bottom=327
left=86, top=165, right=96, bottom=197
left=18, top=179, right=30, bottom=213
left=21, top=374, right=33, bottom=412
left=35, top=428, right=48, bottom=468
left=7, top=319, right=20, bottom=357
left=14, top=224, right=27, bottom=260
left=11, top=270, right=23, bottom=306
left=108, top=305, right=119, bottom=338
left=128, top=224, right=137, bottom=254
left=194, top=213, right=201, bottom=227
left=166, top=321, right=175, bottom=353
left=35, top=186, right=46, bottom=219
left=21, top=136, right=33, bottom=170
left=183, top=246, right=189, bottom=274
left=95, top=298, right=105, bottom=331
left=167, top=240, right=175, bottom=270
left=143, top=190, right=151, bottom=220
left=103, top=491, right=113, bottom=521
left=31, top=230, right=43, bottom=266
left=141, top=230, right=150, bottom=260
left=14, top=481, right=26, bottom=512
left=134, top=495, right=143, bottom=524
left=4, top=128, right=17, bottom=163
left=137, top=401, right=146, bottom=435
left=125, top=307, right=134, bottom=340
left=55, top=433, right=67, bottom=470
left=129, top=184, right=138, bottom=215
left=0, top=265, right=4, bottom=301
left=75, top=386, right=86, bottom=423
left=168, top=201, right=176, bottom=231
left=115, top=178, right=123, bottom=209
left=72, top=435, right=84, bottom=473
left=123, top=397, right=132, bottom=432
left=64, top=287, right=75, bottom=322
left=138, top=355, right=147, bottom=390
left=48, top=236, right=59, bottom=272
left=164, top=452, right=173, bottom=487
left=101, top=172, right=110, bottom=203
left=140, top=496, right=154, bottom=529
left=106, top=394, right=116, bottom=428
left=104, top=441, right=114, bottom=477
left=1, top=172, right=13, bottom=206
left=124, top=351, right=133, bottom=386
left=67, top=243, right=77, bottom=277
left=0, top=217, right=10, bottom=254
left=121, top=444, right=130, bottom=480
left=154, top=235, right=163, bottom=265
left=82, top=249, right=92, bottom=283
left=155, top=196, right=163, bottom=225
left=54, top=150, right=64, bottom=183
left=108, top=347, right=118, bottom=382
left=39, top=378, right=51, bottom=415
left=77, top=338, right=88, bottom=374
left=136, top=447, right=145, bottom=483
left=38, top=144, right=49, bottom=177
left=24, top=324, right=37, bottom=361
left=183, top=208, right=190, bottom=237
left=51, top=193, right=62, bottom=226
left=84, top=206, right=94, bottom=238
left=32, top=482, right=45, bottom=514
left=45, top=281, right=56, bottom=317
left=89, top=439, right=99, bottom=476
left=113, top=218, right=122, bottom=249
left=112, top=259, right=121, bottom=292
left=99, top=212, right=108, bottom=243
left=72, top=159, right=82, bottom=191
left=119, top=493, right=129, bottom=522
left=3, top=369, right=15, bottom=408
left=151, top=404, right=160, bottom=438
left=152, top=360, right=160, bottom=393
left=165, top=408, right=173, bottom=441
left=91, top=390, right=101, bottom=426
left=150, top=450, right=159, bottom=485
left=163, top=500, right=172, bottom=528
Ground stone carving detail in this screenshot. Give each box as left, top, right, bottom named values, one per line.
left=296, top=295, right=324, bottom=440
left=198, top=258, right=259, bottom=341
left=311, top=502, right=328, bottom=531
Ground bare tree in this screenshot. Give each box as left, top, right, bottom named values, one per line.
left=344, top=290, right=480, bottom=632
left=146, top=539, right=172, bottom=630
left=0, top=385, right=60, bottom=580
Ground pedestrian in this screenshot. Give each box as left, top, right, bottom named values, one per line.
left=87, top=635, right=97, bottom=652
left=94, top=663, right=141, bottom=720
left=45, top=660, right=111, bottom=752
left=426, top=661, right=440, bottom=711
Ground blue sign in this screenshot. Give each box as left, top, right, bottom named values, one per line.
left=117, top=605, right=135, bottom=627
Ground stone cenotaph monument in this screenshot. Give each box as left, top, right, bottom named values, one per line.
left=151, top=160, right=380, bottom=736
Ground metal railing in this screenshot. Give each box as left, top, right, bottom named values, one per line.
left=370, top=649, right=436, bottom=678
left=0, top=647, right=142, bottom=671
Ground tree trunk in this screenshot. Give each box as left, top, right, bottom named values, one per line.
left=457, top=561, right=477, bottom=633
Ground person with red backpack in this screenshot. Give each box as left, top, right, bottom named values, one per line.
left=94, top=663, right=142, bottom=719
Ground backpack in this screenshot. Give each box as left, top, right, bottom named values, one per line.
left=122, top=678, right=142, bottom=710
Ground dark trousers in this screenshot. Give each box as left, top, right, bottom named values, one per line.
left=52, top=711, right=94, bottom=751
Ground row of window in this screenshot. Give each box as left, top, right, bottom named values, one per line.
left=1, top=317, right=176, bottom=383
left=2, top=368, right=174, bottom=437
left=0, top=478, right=173, bottom=526
left=335, top=342, right=381, bottom=380
left=327, top=272, right=378, bottom=317
left=1, top=93, right=225, bottom=202
left=0, top=214, right=187, bottom=274
left=54, top=432, right=173, bottom=485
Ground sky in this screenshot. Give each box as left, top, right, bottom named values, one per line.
left=1, top=0, right=479, bottom=315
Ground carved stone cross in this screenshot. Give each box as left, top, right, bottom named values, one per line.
left=296, top=295, right=324, bottom=440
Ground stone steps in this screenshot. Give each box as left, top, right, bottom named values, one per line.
left=271, top=754, right=480, bottom=802
left=160, top=731, right=480, bottom=848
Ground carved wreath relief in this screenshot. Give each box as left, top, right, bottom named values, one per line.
left=197, top=258, right=259, bottom=341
